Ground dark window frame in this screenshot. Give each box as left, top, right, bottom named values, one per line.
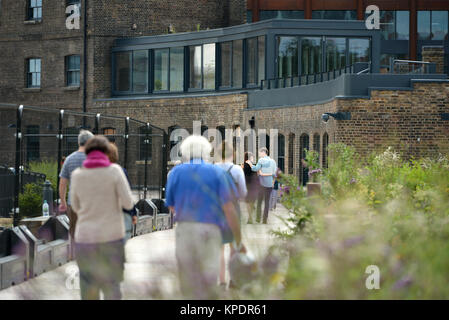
left=113, top=49, right=150, bottom=95
left=418, top=10, right=449, bottom=41
left=65, top=55, right=80, bottom=87
left=278, top=134, right=285, bottom=173
left=188, top=43, right=216, bottom=92
left=27, top=0, right=42, bottom=21
left=27, top=57, right=41, bottom=88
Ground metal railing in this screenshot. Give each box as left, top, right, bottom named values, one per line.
left=0, top=103, right=169, bottom=225
left=391, top=59, right=435, bottom=74
left=261, top=65, right=356, bottom=90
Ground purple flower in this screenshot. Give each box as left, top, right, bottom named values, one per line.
left=350, top=178, right=357, bottom=184
left=393, top=275, right=413, bottom=290
left=342, top=235, right=365, bottom=249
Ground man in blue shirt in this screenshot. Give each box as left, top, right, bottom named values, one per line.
left=166, top=135, right=244, bottom=299
left=251, top=147, right=277, bottom=224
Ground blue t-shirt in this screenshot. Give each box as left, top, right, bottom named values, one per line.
left=165, top=160, right=237, bottom=227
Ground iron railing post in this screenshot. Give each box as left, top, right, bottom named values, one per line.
left=94, top=113, right=100, bottom=135
left=13, top=105, right=23, bottom=227
left=124, top=117, right=129, bottom=171
left=56, top=109, right=64, bottom=209
left=143, top=123, right=150, bottom=199
left=161, top=131, right=168, bottom=199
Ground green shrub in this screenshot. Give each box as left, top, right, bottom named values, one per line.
left=29, top=160, right=58, bottom=198
left=254, top=145, right=449, bottom=299
left=19, top=183, right=43, bottom=219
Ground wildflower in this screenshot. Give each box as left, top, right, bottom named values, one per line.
left=393, top=275, right=413, bottom=290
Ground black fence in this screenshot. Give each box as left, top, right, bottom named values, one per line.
left=0, top=166, right=46, bottom=217
left=0, top=103, right=168, bottom=225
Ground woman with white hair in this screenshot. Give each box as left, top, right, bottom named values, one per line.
left=165, top=135, right=245, bottom=299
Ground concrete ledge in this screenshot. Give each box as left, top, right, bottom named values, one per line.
left=22, top=88, right=41, bottom=93
left=62, top=86, right=80, bottom=91
left=23, top=19, right=42, bottom=25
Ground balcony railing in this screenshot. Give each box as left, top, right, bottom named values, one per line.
left=260, top=65, right=356, bottom=90
left=391, top=59, right=436, bottom=74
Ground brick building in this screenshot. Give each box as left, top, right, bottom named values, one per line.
left=1, top=1, right=449, bottom=186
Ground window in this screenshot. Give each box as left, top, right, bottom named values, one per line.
left=246, top=38, right=257, bottom=86
left=221, top=42, right=232, bottom=87
left=114, top=50, right=148, bottom=93
left=189, top=44, right=216, bottom=90
left=312, top=10, right=357, bottom=20
left=26, top=125, right=39, bottom=162
left=233, top=40, right=243, bottom=88
left=278, top=134, right=285, bottom=173
left=133, top=50, right=148, bottom=93
left=322, top=132, right=329, bottom=168
left=396, top=11, right=410, bottom=40
left=431, top=11, right=448, bottom=40
left=326, top=38, right=346, bottom=71
left=189, top=46, right=202, bottom=89
left=114, top=52, right=131, bottom=92
left=299, top=134, right=309, bottom=186
left=418, top=11, right=448, bottom=40
left=277, top=37, right=298, bottom=78
left=313, top=133, right=320, bottom=156
left=301, top=37, right=322, bottom=75
left=377, top=11, right=410, bottom=40
left=28, top=0, right=42, bottom=20
left=170, top=47, right=184, bottom=92
left=219, top=39, right=246, bottom=88
left=27, top=58, right=41, bottom=88
left=154, top=49, right=169, bottom=91
left=139, top=126, right=152, bottom=161
left=349, top=38, right=370, bottom=64
left=258, top=36, right=265, bottom=83
left=260, top=10, right=304, bottom=20
left=203, top=44, right=216, bottom=90
left=288, top=133, right=295, bottom=175
left=247, top=10, right=252, bottom=23
left=65, top=55, right=80, bottom=86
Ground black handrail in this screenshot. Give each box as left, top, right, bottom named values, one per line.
left=260, top=65, right=356, bottom=90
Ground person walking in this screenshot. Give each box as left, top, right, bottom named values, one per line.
left=165, top=135, right=245, bottom=299
left=215, top=143, right=247, bottom=288
left=107, top=143, right=137, bottom=242
left=70, top=136, right=135, bottom=300
left=58, top=130, right=94, bottom=239
left=251, top=147, right=276, bottom=224
left=242, top=152, right=260, bottom=224
left=269, top=168, right=282, bottom=211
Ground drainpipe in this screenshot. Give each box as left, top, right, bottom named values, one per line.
left=82, top=0, right=88, bottom=126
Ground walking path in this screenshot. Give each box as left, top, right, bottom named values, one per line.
left=0, top=203, right=290, bottom=300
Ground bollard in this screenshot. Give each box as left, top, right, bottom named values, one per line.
left=42, top=180, right=54, bottom=215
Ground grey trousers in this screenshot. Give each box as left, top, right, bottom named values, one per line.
left=175, top=222, right=222, bottom=299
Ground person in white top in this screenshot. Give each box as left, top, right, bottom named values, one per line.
left=215, top=142, right=247, bottom=288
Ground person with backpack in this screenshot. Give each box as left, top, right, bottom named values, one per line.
left=215, top=142, right=247, bottom=288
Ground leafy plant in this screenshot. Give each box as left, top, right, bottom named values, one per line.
left=19, top=183, right=43, bottom=219
left=29, top=160, right=57, bottom=198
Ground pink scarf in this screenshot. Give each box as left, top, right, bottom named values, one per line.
left=83, top=150, right=111, bottom=169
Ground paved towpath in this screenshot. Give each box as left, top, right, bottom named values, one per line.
left=0, top=203, right=290, bottom=300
